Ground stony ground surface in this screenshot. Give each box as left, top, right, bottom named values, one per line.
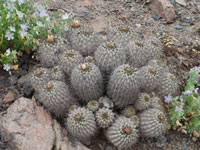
left=0, top=0, right=200, bottom=150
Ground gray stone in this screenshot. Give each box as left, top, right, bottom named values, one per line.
left=1, top=97, right=91, bottom=150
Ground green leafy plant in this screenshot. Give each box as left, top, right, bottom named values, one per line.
left=0, top=0, right=72, bottom=74
left=167, top=66, right=200, bottom=139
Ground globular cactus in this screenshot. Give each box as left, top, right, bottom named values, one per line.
left=137, top=65, right=160, bottom=92
left=65, top=107, right=97, bottom=142
left=107, top=25, right=139, bottom=52
left=138, top=108, right=168, bottom=137
left=121, top=105, right=136, bottom=118
left=60, top=50, right=84, bottom=76
left=94, top=41, right=126, bottom=73
left=71, top=63, right=103, bottom=103
left=95, top=107, right=115, bottom=128
left=29, top=67, right=50, bottom=89
left=147, top=59, right=169, bottom=73
left=34, top=80, right=75, bottom=117
left=135, top=93, right=151, bottom=111
left=50, top=66, right=65, bottom=81
left=157, top=73, right=178, bottom=98
left=130, top=115, right=140, bottom=127
left=99, top=96, right=114, bottom=109
left=87, top=100, right=99, bottom=112
left=69, top=25, right=101, bottom=56
left=107, top=64, right=140, bottom=108
left=127, top=37, right=163, bottom=68
left=150, top=96, right=166, bottom=112
left=38, top=37, right=70, bottom=67
left=106, top=116, right=138, bottom=150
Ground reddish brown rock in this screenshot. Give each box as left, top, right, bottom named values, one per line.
left=3, top=91, right=16, bottom=104
left=149, top=0, right=176, bottom=23
left=1, top=97, right=91, bottom=150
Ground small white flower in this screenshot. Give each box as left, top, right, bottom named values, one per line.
left=6, top=48, right=11, bottom=56
left=7, top=3, right=16, bottom=11
left=9, top=71, right=12, bottom=76
left=20, top=24, right=28, bottom=31
left=16, top=10, right=24, bottom=19
left=18, top=0, right=25, bottom=5
left=46, top=16, right=50, bottom=21
left=9, top=26, right=16, bottom=32
left=32, top=55, right=34, bottom=59
left=5, top=31, right=14, bottom=40
left=36, top=31, right=38, bottom=35
left=20, top=30, right=27, bottom=39
left=10, top=0, right=16, bottom=2
left=36, top=21, right=45, bottom=27
left=6, top=12, right=10, bottom=19
left=39, top=10, right=48, bottom=18
left=62, top=13, right=69, bottom=20
left=3, top=64, right=11, bottom=71
left=36, top=4, right=45, bottom=12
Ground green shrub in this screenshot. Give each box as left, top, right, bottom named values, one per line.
left=167, top=66, right=200, bottom=139
left=0, top=0, right=72, bottom=74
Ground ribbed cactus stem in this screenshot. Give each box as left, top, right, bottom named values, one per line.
left=102, top=112, right=109, bottom=119
left=53, top=67, right=58, bottom=73
left=85, top=56, right=94, bottom=63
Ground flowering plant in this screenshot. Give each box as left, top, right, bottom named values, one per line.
left=167, top=66, right=200, bottom=140
left=0, top=0, right=72, bottom=74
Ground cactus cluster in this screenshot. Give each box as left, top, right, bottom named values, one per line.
left=19, top=22, right=181, bottom=149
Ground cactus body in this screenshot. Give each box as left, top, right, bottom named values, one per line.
left=106, top=116, right=138, bottom=150
left=157, top=73, right=178, bottom=98
left=139, top=108, right=168, bottom=137
left=96, top=108, right=115, bottom=128
left=71, top=63, right=103, bottom=103
left=127, top=37, right=163, bottom=68
left=50, top=66, right=65, bottom=81
left=135, top=93, right=151, bottom=111
left=87, top=100, right=99, bottom=112
left=94, top=41, right=126, bottom=73
left=107, top=64, right=140, bottom=108
left=65, top=107, right=97, bottom=142
left=35, top=80, right=75, bottom=117
left=60, top=50, right=84, bottom=76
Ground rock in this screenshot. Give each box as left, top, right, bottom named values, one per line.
left=149, top=0, right=176, bottom=23
left=2, top=91, right=16, bottom=104
left=175, top=24, right=183, bottom=30
left=152, top=13, right=162, bottom=20
left=8, top=76, right=18, bottom=85
left=175, top=0, right=186, bottom=6
left=1, top=97, right=91, bottom=150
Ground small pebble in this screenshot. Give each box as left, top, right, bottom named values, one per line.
left=175, top=24, right=183, bottom=30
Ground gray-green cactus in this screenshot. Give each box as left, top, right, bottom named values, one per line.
left=135, top=93, right=151, bottom=111
left=60, top=50, right=84, bottom=76
left=69, top=25, right=101, bottom=56
left=87, top=100, right=99, bottom=112
left=95, top=107, right=115, bottom=128
left=50, top=66, right=65, bottom=81
left=35, top=80, right=75, bottom=117
left=94, top=41, right=126, bottom=73
left=139, top=108, right=168, bottom=137
left=121, top=105, right=136, bottom=118
left=71, top=63, right=103, bottom=103
left=65, top=107, right=97, bottom=142
left=157, top=73, right=178, bottom=98
left=106, top=116, right=138, bottom=150
left=127, top=37, right=163, bottom=68
left=107, top=64, right=140, bottom=108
